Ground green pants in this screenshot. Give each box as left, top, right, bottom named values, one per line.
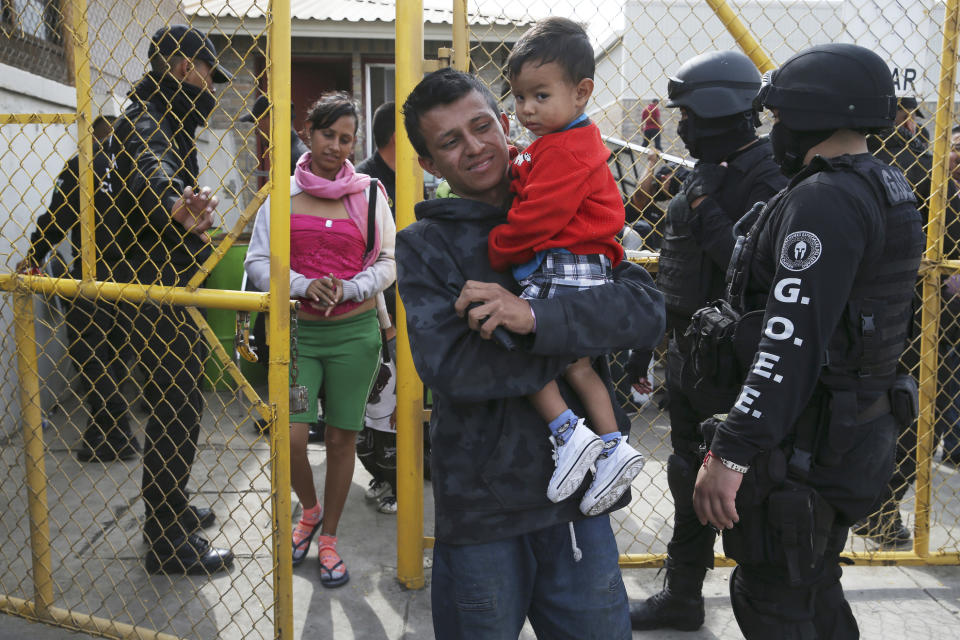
left=290, top=309, right=381, bottom=430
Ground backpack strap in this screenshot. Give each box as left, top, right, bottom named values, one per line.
left=365, top=178, right=379, bottom=259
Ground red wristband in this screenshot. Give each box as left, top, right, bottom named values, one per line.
left=702, top=450, right=715, bottom=468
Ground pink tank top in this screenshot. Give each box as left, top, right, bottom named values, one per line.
left=290, top=214, right=365, bottom=316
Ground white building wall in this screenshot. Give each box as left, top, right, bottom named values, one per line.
left=0, top=66, right=81, bottom=431
left=592, top=38, right=631, bottom=138
left=594, top=0, right=845, bottom=141
left=593, top=0, right=951, bottom=144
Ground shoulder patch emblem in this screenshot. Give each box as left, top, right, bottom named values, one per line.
left=780, top=231, right=822, bottom=271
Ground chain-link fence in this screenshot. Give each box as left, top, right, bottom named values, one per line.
left=387, top=0, right=960, bottom=573
left=0, top=1, right=293, bottom=637
left=4, top=0, right=960, bottom=635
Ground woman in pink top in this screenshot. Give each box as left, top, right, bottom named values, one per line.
left=245, top=92, right=396, bottom=587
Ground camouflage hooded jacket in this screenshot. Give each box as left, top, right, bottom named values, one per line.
left=397, top=196, right=666, bottom=544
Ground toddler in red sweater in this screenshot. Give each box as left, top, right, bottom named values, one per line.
left=488, top=17, right=645, bottom=515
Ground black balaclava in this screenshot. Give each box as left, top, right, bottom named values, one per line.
left=677, top=111, right=757, bottom=164
left=132, top=71, right=216, bottom=133
left=769, top=122, right=835, bottom=177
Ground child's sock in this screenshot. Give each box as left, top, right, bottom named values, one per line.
left=293, top=503, right=323, bottom=551
left=548, top=410, right=579, bottom=442
left=599, top=432, right=621, bottom=457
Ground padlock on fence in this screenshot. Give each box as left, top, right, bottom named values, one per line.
left=289, top=310, right=309, bottom=414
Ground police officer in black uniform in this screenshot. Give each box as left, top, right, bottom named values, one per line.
left=106, top=24, right=234, bottom=574
left=692, top=43, right=923, bottom=638
left=629, top=51, right=786, bottom=632
left=21, top=115, right=143, bottom=462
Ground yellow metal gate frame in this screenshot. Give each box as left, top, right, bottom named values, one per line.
left=393, top=0, right=960, bottom=590
left=0, top=1, right=297, bottom=637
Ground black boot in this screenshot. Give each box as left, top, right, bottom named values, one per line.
left=630, top=561, right=706, bottom=631
left=142, top=504, right=217, bottom=543
left=144, top=533, right=234, bottom=575
left=852, top=510, right=911, bottom=549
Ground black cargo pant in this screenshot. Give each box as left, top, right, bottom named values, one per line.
left=727, top=411, right=896, bottom=639
left=64, top=296, right=133, bottom=439
left=730, top=526, right=858, bottom=640
left=133, top=302, right=207, bottom=545
left=357, top=428, right=397, bottom=493
left=663, top=336, right=735, bottom=570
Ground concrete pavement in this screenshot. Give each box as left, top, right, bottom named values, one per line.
left=1, top=389, right=958, bottom=639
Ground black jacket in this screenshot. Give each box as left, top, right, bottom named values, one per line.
left=659, top=139, right=786, bottom=329
left=28, top=143, right=114, bottom=278
left=355, top=151, right=395, bottom=216
left=103, top=72, right=212, bottom=285
left=396, top=195, right=665, bottom=544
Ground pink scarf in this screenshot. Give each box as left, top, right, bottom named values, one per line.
left=294, top=152, right=381, bottom=269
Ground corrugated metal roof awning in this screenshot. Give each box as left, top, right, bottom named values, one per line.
left=183, top=0, right=530, bottom=27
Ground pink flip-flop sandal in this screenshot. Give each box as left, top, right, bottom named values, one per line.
left=292, top=510, right=323, bottom=566
left=317, top=534, right=349, bottom=588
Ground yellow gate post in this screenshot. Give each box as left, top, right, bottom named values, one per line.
left=704, top=0, right=776, bottom=73
left=915, top=0, right=960, bottom=559
left=13, top=289, right=53, bottom=617
left=395, top=0, right=427, bottom=590
left=268, top=0, right=295, bottom=636
left=452, top=0, right=469, bottom=72
left=64, top=0, right=96, bottom=282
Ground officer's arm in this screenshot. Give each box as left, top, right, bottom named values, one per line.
left=690, top=197, right=737, bottom=268
left=710, top=182, right=873, bottom=466
left=693, top=172, right=785, bottom=271
left=27, top=157, right=79, bottom=266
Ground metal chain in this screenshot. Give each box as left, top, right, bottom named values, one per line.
left=290, top=311, right=300, bottom=385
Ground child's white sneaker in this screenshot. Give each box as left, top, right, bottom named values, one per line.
left=579, top=440, right=645, bottom=516
left=547, top=419, right=604, bottom=502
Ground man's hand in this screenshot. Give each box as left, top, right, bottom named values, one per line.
left=647, top=148, right=660, bottom=167
left=454, top=280, right=535, bottom=339
left=171, top=185, right=218, bottom=243
left=693, top=452, right=743, bottom=530
left=305, top=274, right=344, bottom=316
left=632, top=378, right=654, bottom=396
left=15, top=258, right=39, bottom=274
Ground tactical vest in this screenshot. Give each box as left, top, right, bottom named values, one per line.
left=744, top=155, right=923, bottom=391
left=817, top=156, right=923, bottom=390
left=658, top=141, right=777, bottom=325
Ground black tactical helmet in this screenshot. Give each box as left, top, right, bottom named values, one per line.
left=666, top=50, right=761, bottom=119
left=757, top=43, right=896, bottom=131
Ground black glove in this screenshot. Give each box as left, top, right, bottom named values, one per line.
left=681, top=163, right=727, bottom=202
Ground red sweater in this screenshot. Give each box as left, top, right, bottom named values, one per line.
left=488, top=122, right=625, bottom=272
left=641, top=104, right=661, bottom=131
